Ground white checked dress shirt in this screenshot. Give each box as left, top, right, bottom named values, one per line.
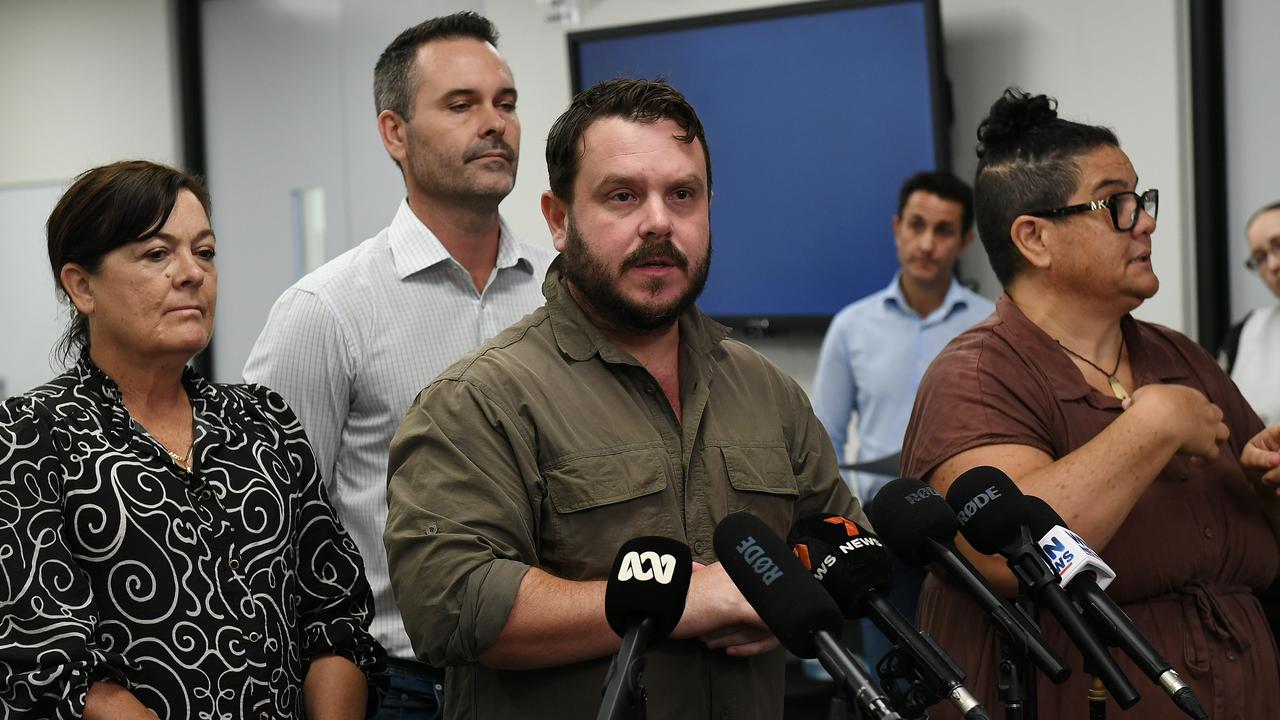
left=244, top=199, right=556, bottom=661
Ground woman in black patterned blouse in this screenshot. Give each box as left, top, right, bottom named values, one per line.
left=0, top=161, right=385, bottom=719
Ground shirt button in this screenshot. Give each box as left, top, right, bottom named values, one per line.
left=1227, top=652, right=1237, bottom=661
left=247, top=632, right=261, bottom=642
left=229, top=558, right=240, bottom=570
left=692, top=541, right=705, bottom=555
left=259, top=714, right=270, bottom=720
left=1202, top=526, right=1214, bottom=539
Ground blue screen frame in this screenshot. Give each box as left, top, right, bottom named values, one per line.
left=568, top=0, right=948, bottom=330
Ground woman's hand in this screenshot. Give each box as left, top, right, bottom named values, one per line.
left=1242, top=423, right=1280, bottom=493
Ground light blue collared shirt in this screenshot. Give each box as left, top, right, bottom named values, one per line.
left=811, top=274, right=994, bottom=500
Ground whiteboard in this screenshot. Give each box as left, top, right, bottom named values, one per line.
left=0, top=181, right=72, bottom=399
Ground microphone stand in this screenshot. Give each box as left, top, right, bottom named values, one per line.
left=597, top=617, right=653, bottom=720
left=996, top=595, right=1038, bottom=720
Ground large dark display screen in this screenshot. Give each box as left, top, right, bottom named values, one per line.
left=570, top=0, right=948, bottom=330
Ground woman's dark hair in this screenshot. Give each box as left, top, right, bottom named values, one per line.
left=973, top=88, right=1119, bottom=286
left=47, top=160, right=211, bottom=365
left=546, top=77, right=711, bottom=205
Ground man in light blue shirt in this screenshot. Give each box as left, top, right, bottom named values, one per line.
left=811, top=171, right=993, bottom=664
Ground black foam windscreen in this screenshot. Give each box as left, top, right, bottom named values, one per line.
left=604, top=536, right=692, bottom=641
left=866, top=477, right=960, bottom=566
left=790, top=521, right=893, bottom=619
left=713, top=511, right=843, bottom=658
left=946, top=466, right=1030, bottom=555
left=1022, top=495, right=1066, bottom=538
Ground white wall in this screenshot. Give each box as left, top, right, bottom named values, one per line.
left=0, top=0, right=179, bottom=397
left=1224, top=0, right=1280, bottom=322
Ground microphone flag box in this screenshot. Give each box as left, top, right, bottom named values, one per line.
left=1037, top=526, right=1116, bottom=591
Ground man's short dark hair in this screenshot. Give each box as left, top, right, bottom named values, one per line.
left=545, top=78, right=711, bottom=205
left=373, top=12, right=499, bottom=121
left=897, top=171, right=974, bottom=235
left=973, top=88, right=1119, bottom=286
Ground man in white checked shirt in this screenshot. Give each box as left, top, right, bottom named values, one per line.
left=244, top=12, right=555, bottom=720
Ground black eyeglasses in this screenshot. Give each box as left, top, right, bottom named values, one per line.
left=1028, top=188, right=1159, bottom=232
left=1245, top=237, right=1280, bottom=272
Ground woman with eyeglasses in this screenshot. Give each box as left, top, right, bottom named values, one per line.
left=1221, top=201, right=1280, bottom=426
left=899, top=89, right=1280, bottom=718
left=0, top=161, right=385, bottom=719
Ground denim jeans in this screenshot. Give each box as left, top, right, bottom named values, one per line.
left=372, top=659, right=444, bottom=720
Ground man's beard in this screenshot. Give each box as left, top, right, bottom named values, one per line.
left=405, top=128, right=517, bottom=207
left=559, top=215, right=711, bottom=333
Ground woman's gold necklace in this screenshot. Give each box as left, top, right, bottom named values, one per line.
left=1058, top=335, right=1129, bottom=400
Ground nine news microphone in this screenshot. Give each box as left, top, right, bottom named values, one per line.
left=598, top=537, right=692, bottom=720
left=713, top=511, right=903, bottom=720
left=1022, top=497, right=1209, bottom=720
left=866, top=478, right=1070, bottom=683
left=947, top=466, right=1141, bottom=709
left=789, top=514, right=991, bottom=720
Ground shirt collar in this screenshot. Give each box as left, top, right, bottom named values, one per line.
left=992, top=295, right=1190, bottom=404
left=882, top=272, right=974, bottom=321
left=386, top=198, right=529, bottom=280
left=542, top=255, right=729, bottom=365
left=73, top=352, right=231, bottom=444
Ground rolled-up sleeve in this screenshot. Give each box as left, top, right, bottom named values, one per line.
left=0, top=398, right=134, bottom=718
left=384, top=376, right=538, bottom=668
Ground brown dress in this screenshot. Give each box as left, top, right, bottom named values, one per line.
left=901, top=296, right=1279, bottom=720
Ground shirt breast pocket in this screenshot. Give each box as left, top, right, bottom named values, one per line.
left=714, top=444, right=800, bottom=537
left=541, top=443, right=675, bottom=580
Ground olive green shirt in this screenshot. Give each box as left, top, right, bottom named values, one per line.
left=385, top=262, right=861, bottom=719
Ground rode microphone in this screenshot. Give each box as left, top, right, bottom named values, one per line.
left=714, top=512, right=902, bottom=720
left=790, top=514, right=991, bottom=720
left=866, top=478, right=1070, bottom=683
left=598, top=537, right=692, bottom=720
left=1023, top=497, right=1208, bottom=720
left=947, top=466, right=1140, bottom=709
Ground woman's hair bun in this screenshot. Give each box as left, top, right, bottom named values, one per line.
left=976, top=88, right=1058, bottom=159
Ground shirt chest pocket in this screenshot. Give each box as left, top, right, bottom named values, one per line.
left=709, top=443, right=799, bottom=537
left=541, top=444, right=675, bottom=580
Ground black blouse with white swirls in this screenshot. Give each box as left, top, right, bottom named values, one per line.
left=0, top=358, right=385, bottom=719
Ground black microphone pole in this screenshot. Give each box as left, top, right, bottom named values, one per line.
left=598, top=617, right=654, bottom=720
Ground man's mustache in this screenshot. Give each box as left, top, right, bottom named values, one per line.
left=463, top=141, right=516, bottom=163
left=622, top=240, right=688, bottom=271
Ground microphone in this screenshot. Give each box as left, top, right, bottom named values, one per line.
left=1022, top=497, right=1209, bottom=720
left=866, top=478, right=1070, bottom=682
left=947, top=466, right=1140, bottom=709
left=713, top=512, right=902, bottom=720
left=597, top=536, right=692, bottom=720
left=789, top=514, right=991, bottom=720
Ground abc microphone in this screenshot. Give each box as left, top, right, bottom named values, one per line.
left=1022, top=496, right=1209, bottom=720
left=713, top=511, right=902, bottom=720
left=789, top=514, right=991, bottom=720
left=597, top=537, right=692, bottom=720
left=947, top=466, right=1140, bottom=709
left=866, top=478, right=1070, bottom=683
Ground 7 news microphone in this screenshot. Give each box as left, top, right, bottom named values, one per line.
left=866, top=478, right=1071, bottom=683
left=947, top=466, right=1141, bottom=709
left=1022, top=496, right=1209, bottom=720
left=598, top=536, right=692, bottom=720
left=788, top=513, right=992, bottom=720
left=713, top=511, right=903, bottom=720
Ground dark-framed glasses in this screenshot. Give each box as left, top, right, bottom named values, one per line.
left=1244, top=237, right=1280, bottom=272
left=1028, top=188, right=1159, bottom=232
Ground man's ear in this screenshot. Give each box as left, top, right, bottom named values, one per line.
left=377, top=109, right=409, bottom=167
left=542, top=191, right=570, bottom=252
left=59, top=263, right=96, bottom=316
left=1010, top=215, right=1053, bottom=270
